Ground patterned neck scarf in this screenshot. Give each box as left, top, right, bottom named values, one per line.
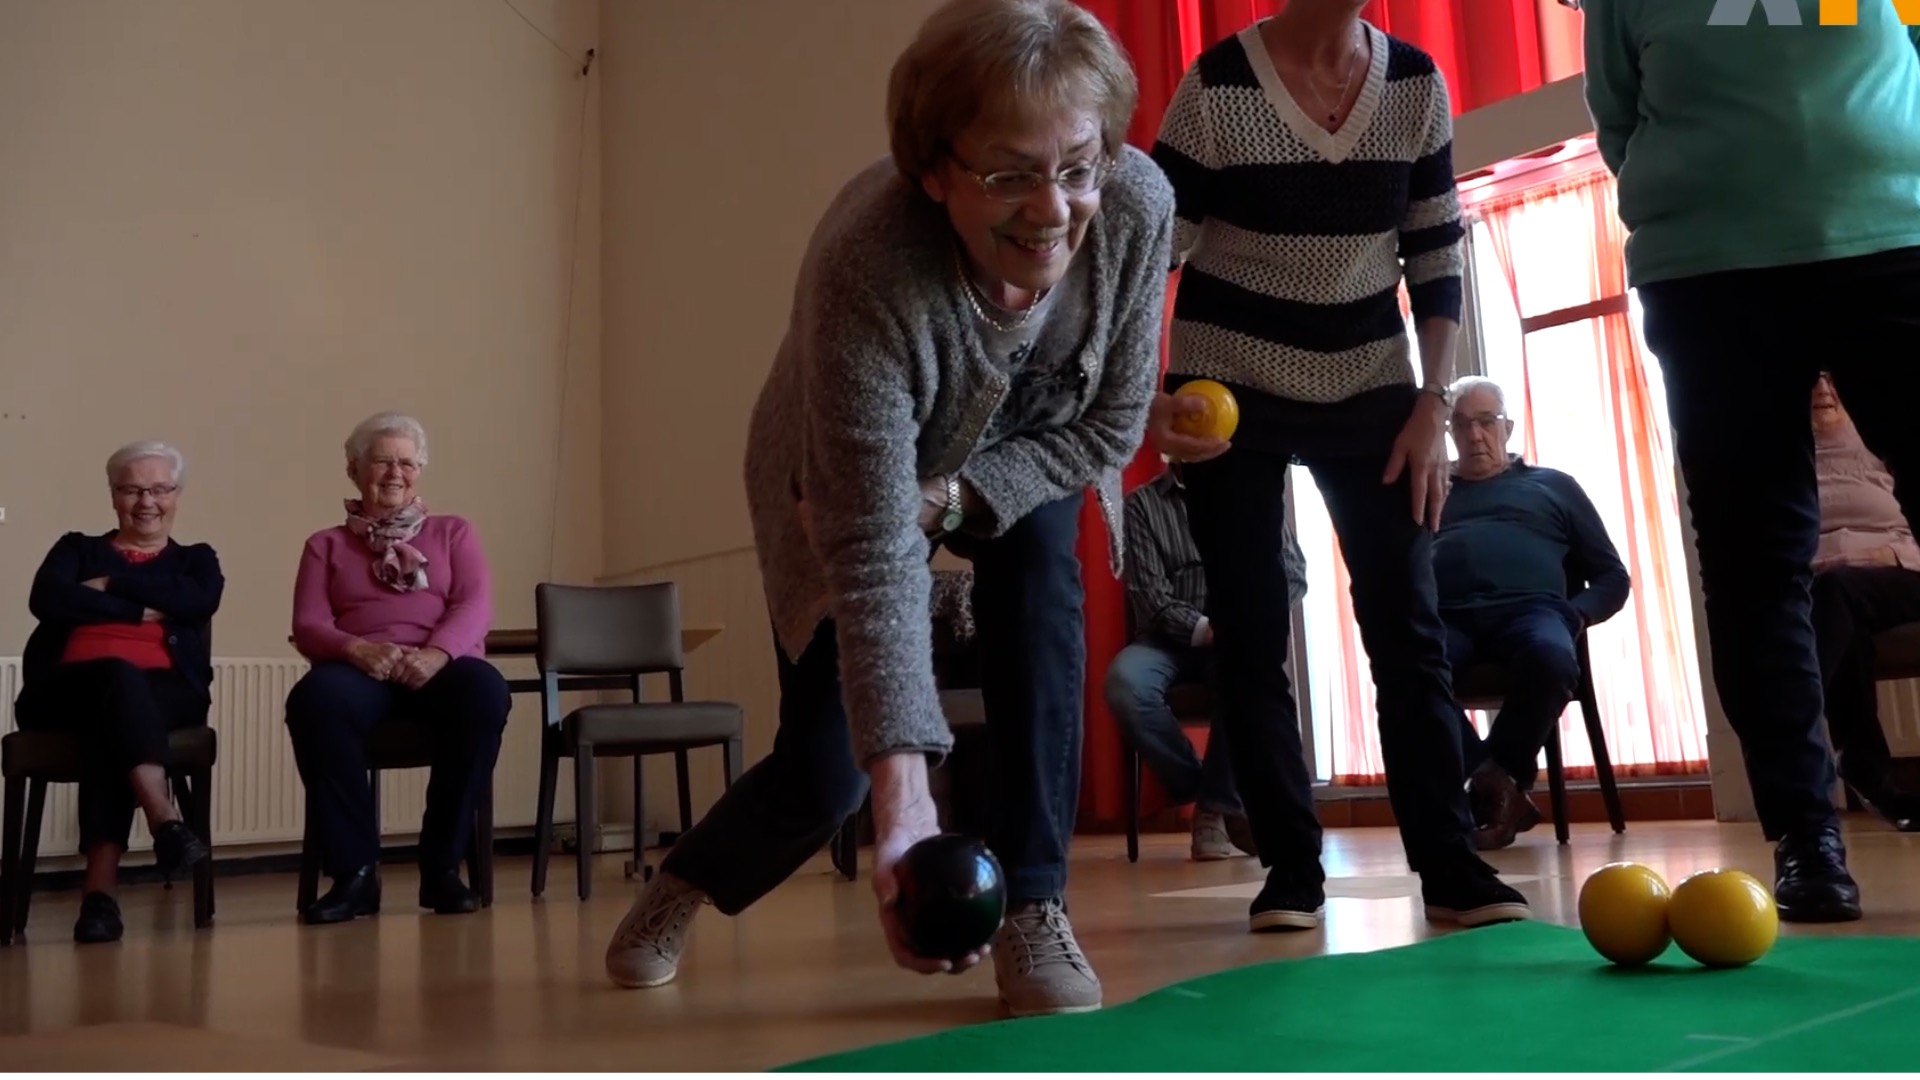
left=344, top=498, right=429, bottom=593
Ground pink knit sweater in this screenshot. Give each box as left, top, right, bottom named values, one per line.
left=291, top=515, right=494, bottom=662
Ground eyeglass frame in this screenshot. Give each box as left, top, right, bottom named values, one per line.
left=111, top=483, right=181, bottom=500
left=1448, top=411, right=1512, bottom=433
left=946, top=151, right=1116, bottom=203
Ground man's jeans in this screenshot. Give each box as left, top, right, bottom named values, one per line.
left=1105, top=642, right=1240, bottom=814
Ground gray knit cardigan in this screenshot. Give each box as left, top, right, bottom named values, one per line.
left=743, top=144, right=1175, bottom=766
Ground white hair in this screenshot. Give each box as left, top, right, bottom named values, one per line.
left=1447, top=376, right=1507, bottom=412
left=105, top=440, right=186, bottom=486
left=344, top=411, right=430, bottom=467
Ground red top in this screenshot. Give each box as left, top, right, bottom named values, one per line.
left=61, top=546, right=173, bottom=669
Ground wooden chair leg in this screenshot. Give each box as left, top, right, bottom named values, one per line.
left=674, top=750, right=694, bottom=835
left=368, top=769, right=384, bottom=891
left=724, top=735, right=743, bottom=787
left=1125, top=748, right=1141, bottom=864
left=1543, top=728, right=1571, bottom=845
left=469, top=782, right=494, bottom=908
left=1580, top=690, right=1626, bottom=834
left=297, top=796, right=321, bottom=912
left=574, top=743, right=596, bottom=901
left=1, top=775, right=24, bottom=946
left=532, top=732, right=559, bottom=898
left=183, top=770, right=215, bottom=929
left=16, top=780, right=48, bottom=935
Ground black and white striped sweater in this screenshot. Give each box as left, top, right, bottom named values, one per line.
left=1151, top=21, right=1464, bottom=405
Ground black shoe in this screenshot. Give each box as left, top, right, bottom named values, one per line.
left=418, top=870, right=481, bottom=915
left=151, top=820, right=210, bottom=877
left=302, top=865, right=382, bottom=925
left=1774, top=827, right=1863, bottom=923
left=1422, top=857, right=1532, bottom=927
left=1840, top=769, right=1920, bottom=832
left=1468, top=764, right=1526, bottom=851
left=73, top=891, right=124, bottom=944
left=1249, top=868, right=1325, bottom=932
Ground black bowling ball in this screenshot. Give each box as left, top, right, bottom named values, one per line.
left=894, top=833, right=1006, bottom=962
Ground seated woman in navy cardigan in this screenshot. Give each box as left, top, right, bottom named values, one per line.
left=13, top=440, right=224, bottom=944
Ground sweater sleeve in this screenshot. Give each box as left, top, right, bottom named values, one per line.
left=1123, top=494, right=1204, bottom=647
left=1583, top=0, right=1641, bottom=177
left=961, top=192, right=1172, bottom=533
left=1400, top=68, right=1465, bottom=324
left=800, top=244, right=952, bottom=768
left=1554, top=473, right=1632, bottom=625
left=424, top=518, right=494, bottom=660
left=104, top=543, right=225, bottom=623
left=291, top=535, right=356, bottom=662
left=27, top=533, right=146, bottom=626
left=1150, top=64, right=1217, bottom=267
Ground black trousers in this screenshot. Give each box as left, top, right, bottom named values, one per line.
left=283, top=656, right=510, bottom=880
left=1637, top=244, right=1920, bottom=840
left=1176, top=380, right=1480, bottom=879
left=1811, top=565, right=1920, bottom=790
left=15, top=659, right=208, bottom=852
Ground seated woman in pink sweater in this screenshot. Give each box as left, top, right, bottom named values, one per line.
left=286, top=411, right=509, bottom=925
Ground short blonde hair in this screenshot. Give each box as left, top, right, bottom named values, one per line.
left=887, top=0, right=1138, bottom=182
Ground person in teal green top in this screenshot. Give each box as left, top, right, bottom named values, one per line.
left=1583, top=0, right=1920, bottom=927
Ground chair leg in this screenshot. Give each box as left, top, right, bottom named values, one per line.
left=532, top=733, right=560, bottom=898
left=469, top=782, right=494, bottom=908
left=674, top=750, right=694, bottom=835
left=1581, top=691, right=1626, bottom=834
left=831, top=815, right=857, bottom=881
left=574, top=742, right=596, bottom=901
left=1543, top=728, right=1571, bottom=845
left=183, top=770, right=215, bottom=929
left=1125, top=748, right=1141, bottom=864
left=16, top=780, right=48, bottom=935
left=723, top=735, right=743, bottom=787
left=297, top=788, right=321, bottom=912
left=369, top=769, right=384, bottom=891
left=628, top=756, right=646, bottom=881
left=1, top=776, right=24, bottom=946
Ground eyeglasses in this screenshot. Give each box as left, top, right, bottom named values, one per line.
left=367, top=457, right=421, bottom=474
left=953, top=156, right=1113, bottom=203
left=112, top=483, right=179, bottom=500
left=1449, top=412, right=1508, bottom=432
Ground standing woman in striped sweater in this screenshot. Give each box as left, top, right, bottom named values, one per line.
left=1147, top=0, right=1529, bottom=933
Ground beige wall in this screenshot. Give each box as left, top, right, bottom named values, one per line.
left=0, top=0, right=604, bottom=659
left=597, top=0, right=942, bottom=834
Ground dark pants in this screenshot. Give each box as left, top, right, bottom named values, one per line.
left=1812, top=566, right=1920, bottom=790
left=1638, top=244, right=1920, bottom=841
left=15, top=659, right=208, bottom=853
left=663, top=493, right=1086, bottom=911
left=1444, top=599, right=1582, bottom=791
left=1178, top=381, right=1478, bottom=879
left=1104, top=642, right=1239, bottom=813
left=284, top=656, right=510, bottom=880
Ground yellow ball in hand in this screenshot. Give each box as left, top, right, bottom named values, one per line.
left=1578, top=862, right=1673, bottom=966
left=1667, top=868, right=1779, bottom=968
left=1170, top=379, right=1240, bottom=441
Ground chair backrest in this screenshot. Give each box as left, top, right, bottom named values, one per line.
left=535, top=582, right=684, bottom=676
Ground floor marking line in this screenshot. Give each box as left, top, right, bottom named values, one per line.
left=1659, top=985, right=1920, bottom=1071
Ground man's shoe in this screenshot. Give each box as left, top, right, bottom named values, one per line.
left=302, top=865, right=381, bottom=926
left=1249, top=868, right=1325, bottom=932
left=1468, top=763, right=1527, bottom=851
left=1774, top=827, right=1863, bottom=923
left=1422, top=858, right=1532, bottom=927
left=992, top=898, right=1102, bottom=1017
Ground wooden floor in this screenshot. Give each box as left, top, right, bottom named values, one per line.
left=2, top=817, right=1917, bottom=1071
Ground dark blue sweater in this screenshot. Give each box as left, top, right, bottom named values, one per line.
left=1433, top=460, right=1630, bottom=624
left=15, top=530, right=225, bottom=722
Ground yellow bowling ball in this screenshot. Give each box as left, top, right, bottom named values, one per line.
left=1668, top=868, right=1778, bottom=968
left=1578, top=862, right=1673, bottom=966
left=1170, top=379, right=1240, bottom=441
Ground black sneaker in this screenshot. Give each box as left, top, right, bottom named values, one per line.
left=74, top=891, right=124, bottom=944
left=1422, top=858, right=1532, bottom=927
left=152, top=820, right=210, bottom=877
left=1249, top=869, right=1325, bottom=932
left=1775, top=826, right=1862, bottom=923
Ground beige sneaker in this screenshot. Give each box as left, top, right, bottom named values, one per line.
left=605, top=871, right=706, bottom=989
left=1191, top=813, right=1234, bottom=861
left=992, top=898, right=1102, bottom=1017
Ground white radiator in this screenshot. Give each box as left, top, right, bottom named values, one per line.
left=1879, top=678, right=1920, bottom=757
left=0, top=657, right=562, bottom=857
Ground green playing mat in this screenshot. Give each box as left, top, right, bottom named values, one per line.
left=780, top=921, right=1920, bottom=1072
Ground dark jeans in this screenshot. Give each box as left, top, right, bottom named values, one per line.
left=1811, top=565, right=1920, bottom=790
left=1104, top=642, right=1239, bottom=813
left=15, top=659, right=208, bottom=853
left=1177, top=380, right=1479, bottom=879
left=284, top=656, right=510, bottom=880
left=1444, top=599, right=1583, bottom=791
left=663, top=493, right=1086, bottom=910
left=1638, top=244, right=1920, bottom=841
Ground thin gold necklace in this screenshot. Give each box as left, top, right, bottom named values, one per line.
left=1299, top=24, right=1363, bottom=125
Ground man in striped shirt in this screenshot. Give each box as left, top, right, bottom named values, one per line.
left=1106, top=462, right=1307, bottom=860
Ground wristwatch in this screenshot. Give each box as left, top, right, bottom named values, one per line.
left=936, top=474, right=965, bottom=536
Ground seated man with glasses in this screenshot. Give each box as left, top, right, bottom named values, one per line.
left=1436, top=377, right=1630, bottom=850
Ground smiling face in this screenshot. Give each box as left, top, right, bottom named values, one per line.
left=920, top=107, right=1105, bottom=306
left=1449, top=384, right=1515, bottom=481
left=111, top=455, right=181, bottom=546
left=349, top=433, right=422, bottom=514
left=1811, top=372, right=1845, bottom=435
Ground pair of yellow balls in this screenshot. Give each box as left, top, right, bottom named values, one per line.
left=1578, top=863, right=1779, bottom=968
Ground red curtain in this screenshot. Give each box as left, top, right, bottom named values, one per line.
left=1072, top=0, right=1581, bottom=828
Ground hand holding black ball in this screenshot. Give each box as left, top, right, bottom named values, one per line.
left=891, top=834, right=1007, bottom=964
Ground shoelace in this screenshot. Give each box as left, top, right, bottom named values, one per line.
left=614, top=884, right=701, bottom=955
left=1003, top=901, right=1090, bottom=975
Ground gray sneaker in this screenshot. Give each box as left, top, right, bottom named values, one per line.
left=1191, top=812, right=1235, bottom=861
left=992, top=898, right=1102, bottom=1017
left=605, top=871, right=706, bottom=989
